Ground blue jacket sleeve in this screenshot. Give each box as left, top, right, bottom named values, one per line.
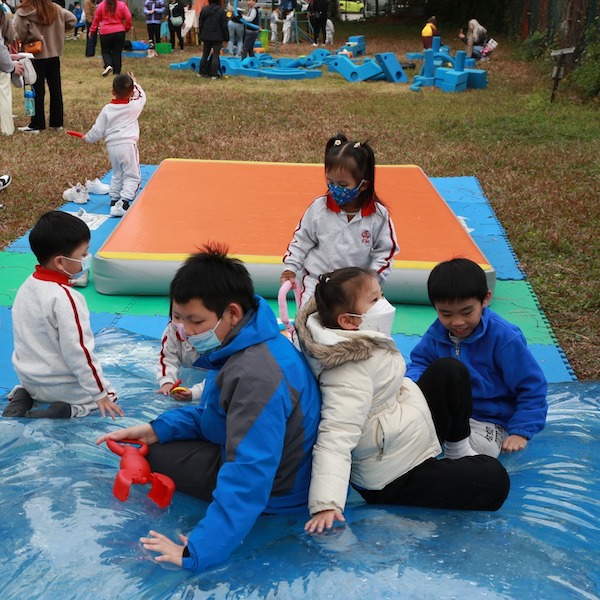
left=495, top=337, right=548, bottom=439
left=405, top=330, right=444, bottom=382
left=151, top=404, right=208, bottom=442
left=181, top=381, right=289, bottom=571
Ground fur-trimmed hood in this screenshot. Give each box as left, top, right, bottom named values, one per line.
left=295, top=297, right=397, bottom=375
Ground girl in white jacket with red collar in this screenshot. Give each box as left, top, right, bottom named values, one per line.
left=295, top=267, right=510, bottom=534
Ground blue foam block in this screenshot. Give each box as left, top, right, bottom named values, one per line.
left=169, top=57, right=200, bottom=70
left=465, top=68, right=488, bottom=89
left=263, top=68, right=321, bottom=80
left=374, top=52, right=409, bottom=83
left=442, top=70, right=469, bottom=85
left=328, top=55, right=383, bottom=82
left=440, top=81, right=467, bottom=92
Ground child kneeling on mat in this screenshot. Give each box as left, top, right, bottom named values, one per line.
left=406, top=258, right=548, bottom=457
left=295, top=267, right=510, bottom=535
left=3, top=211, right=123, bottom=419
left=82, top=72, right=146, bottom=218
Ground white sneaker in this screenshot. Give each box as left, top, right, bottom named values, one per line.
left=102, top=65, right=113, bottom=77
left=110, top=199, right=128, bottom=217
left=0, top=174, right=12, bottom=191
left=18, top=126, right=40, bottom=134
left=85, top=178, right=111, bottom=195
left=63, top=183, right=90, bottom=204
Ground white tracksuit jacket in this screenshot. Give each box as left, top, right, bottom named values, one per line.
left=11, top=266, right=117, bottom=417
left=283, top=194, right=399, bottom=305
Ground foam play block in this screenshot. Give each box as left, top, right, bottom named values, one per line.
left=465, top=68, right=488, bottom=89
left=441, top=81, right=468, bottom=92
left=443, top=70, right=469, bottom=85
left=93, top=160, right=495, bottom=303
left=328, top=55, right=383, bottom=82
left=374, top=53, right=409, bottom=83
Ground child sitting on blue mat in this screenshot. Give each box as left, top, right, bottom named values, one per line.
left=406, top=258, right=548, bottom=457
left=3, top=211, right=123, bottom=420
left=156, top=304, right=205, bottom=402
left=281, top=134, right=399, bottom=307
left=296, top=267, right=509, bottom=535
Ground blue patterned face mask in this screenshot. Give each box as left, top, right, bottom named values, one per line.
left=327, top=180, right=365, bottom=207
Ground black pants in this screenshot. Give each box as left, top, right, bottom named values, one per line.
left=310, top=13, right=327, bottom=43
left=146, top=23, right=161, bottom=46
left=85, top=22, right=97, bottom=57
left=169, top=22, right=184, bottom=50
left=241, top=29, right=258, bottom=58
left=356, top=359, right=510, bottom=511
left=200, top=41, right=223, bottom=77
left=30, top=57, right=63, bottom=130
left=147, top=439, right=222, bottom=502
left=100, top=30, right=126, bottom=74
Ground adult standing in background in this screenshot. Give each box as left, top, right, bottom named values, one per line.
left=198, top=0, right=227, bottom=79
left=240, top=0, right=258, bottom=59
left=308, top=0, right=327, bottom=46
left=144, top=0, right=165, bottom=48
left=83, top=0, right=97, bottom=56
left=167, top=0, right=185, bottom=51
left=89, top=0, right=132, bottom=76
left=13, top=0, right=75, bottom=133
left=0, top=6, right=16, bottom=135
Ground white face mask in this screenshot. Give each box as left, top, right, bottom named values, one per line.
left=348, top=298, right=396, bottom=336
left=60, top=253, right=92, bottom=279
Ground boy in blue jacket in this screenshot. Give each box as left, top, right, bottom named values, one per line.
left=97, top=244, right=321, bottom=572
left=406, top=258, right=547, bottom=458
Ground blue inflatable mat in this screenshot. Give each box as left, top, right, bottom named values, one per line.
left=0, top=328, right=597, bottom=599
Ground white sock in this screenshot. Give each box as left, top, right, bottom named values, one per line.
left=444, top=437, right=478, bottom=460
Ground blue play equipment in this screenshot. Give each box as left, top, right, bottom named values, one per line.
left=410, top=37, right=488, bottom=93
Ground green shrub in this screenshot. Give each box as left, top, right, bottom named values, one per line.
left=519, top=30, right=548, bottom=61
left=572, top=19, right=600, bottom=98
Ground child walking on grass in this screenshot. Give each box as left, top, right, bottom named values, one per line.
left=82, top=72, right=146, bottom=217
left=281, top=134, right=399, bottom=306
left=295, top=267, right=510, bottom=534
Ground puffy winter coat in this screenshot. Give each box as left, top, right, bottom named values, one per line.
left=296, top=299, right=441, bottom=516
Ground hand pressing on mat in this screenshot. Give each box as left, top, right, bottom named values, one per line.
left=140, top=530, right=187, bottom=567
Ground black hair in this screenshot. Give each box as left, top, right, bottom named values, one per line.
left=170, top=243, right=256, bottom=316
left=113, top=74, right=134, bottom=99
left=314, top=267, right=376, bottom=329
left=427, top=258, right=489, bottom=305
left=29, top=211, right=90, bottom=266
left=324, top=133, right=378, bottom=207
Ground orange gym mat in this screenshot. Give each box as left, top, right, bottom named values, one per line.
left=93, top=159, right=495, bottom=303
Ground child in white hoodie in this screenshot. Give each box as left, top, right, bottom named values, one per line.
left=83, top=72, right=146, bottom=217
left=295, top=267, right=510, bottom=534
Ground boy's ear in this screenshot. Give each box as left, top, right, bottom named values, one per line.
left=51, top=255, right=64, bottom=272
left=225, top=302, right=244, bottom=327
left=337, top=313, right=359, bottom=331
left=482, top=290, right=492, bottom=307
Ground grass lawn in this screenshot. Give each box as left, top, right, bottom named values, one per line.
left=1, top=19, right=598, bottom=378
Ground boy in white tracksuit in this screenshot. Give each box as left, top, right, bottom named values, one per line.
left=83, top=72, right=146, bottom=218
left=4, top=211, right=123, bottom=419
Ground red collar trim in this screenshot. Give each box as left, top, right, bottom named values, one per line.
left=111, top=98, right=130, bottom=104
left=33, top=265, right=72, bottom=286
left=325, top=193, right=377, bottom=216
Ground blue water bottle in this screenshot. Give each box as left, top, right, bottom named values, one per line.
left=24, top=87, right=35, bottom=117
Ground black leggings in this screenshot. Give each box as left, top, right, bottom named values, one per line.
left=356, top=359, right=510, bottom=511
left=100, top=30, right=126, bottom=74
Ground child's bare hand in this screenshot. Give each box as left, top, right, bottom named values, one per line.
left=502, top=434, right=527, bottom=453
left=96, top=423, right=158, bottom=446
left=97, top=396, right=124, bottom=419
left=127, top=71, right=136, bottom=82
left=304, top=509, right=345, bottom=534
left=171, top=388, right=192, bottom=401
left=280, top=269, right=296, bottom=284
left=157, top=382, right=174, bottom=395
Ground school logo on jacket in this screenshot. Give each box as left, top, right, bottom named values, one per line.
left=361, top=230, right=372, bottom=245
